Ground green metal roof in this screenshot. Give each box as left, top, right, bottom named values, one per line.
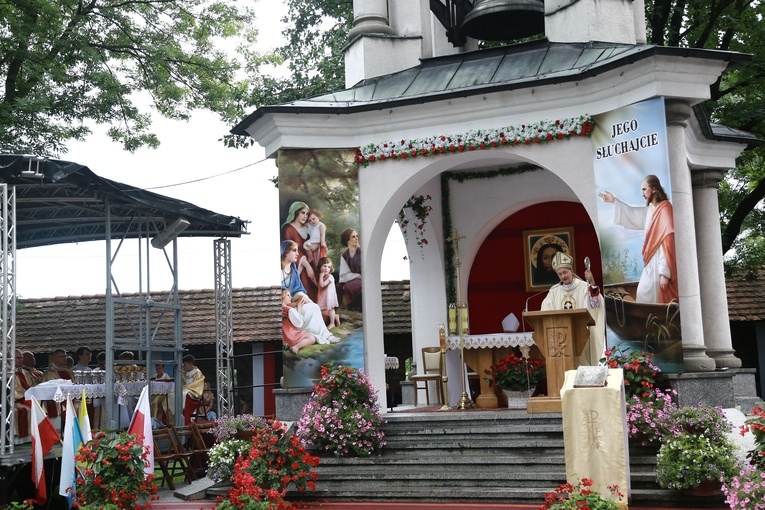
left=232, top=39, right=749, bottom=135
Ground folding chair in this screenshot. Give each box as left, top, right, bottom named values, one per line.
left=168, top=425, right=199, bottom=482
left=193, top=420, right=217, bottom=449
left=173, top=424, right=208, bottom=479
left=152, top=426, right=192, bottom=490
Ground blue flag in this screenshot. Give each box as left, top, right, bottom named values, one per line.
left=59, top=395, right=84, bottom=508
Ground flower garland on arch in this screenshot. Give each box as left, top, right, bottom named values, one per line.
left=398, top=194, right=433, bottom=259
left=356, top=115, right=595, bottom=166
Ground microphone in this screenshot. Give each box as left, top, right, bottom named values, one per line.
left=524, top=284, right=559, bottom=313
left=522, top=284, right=559, bottom=333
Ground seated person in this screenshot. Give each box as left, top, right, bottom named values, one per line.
left=42, top=349, right=75, bottom=429
left=72, top=346, right=92, bottom=372
left=14, top=349, right=39, bottom=442
left=150, top=363, right=174, bottom=425
left=96, top=351, right=106, bottom=370
left=92, top=351, right=107, bottom=428
left=182, top=355, right=205, bottom=425
left=195, top=382, right=217, bottom=421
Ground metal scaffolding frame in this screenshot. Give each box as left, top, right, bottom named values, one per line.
left=0, top=185, right=15, bottom=460
left=103, top=201, right=185, bottom=430
left=0, top=155, right=245, bottom=463
left=214, top=239, right=234, bottom=418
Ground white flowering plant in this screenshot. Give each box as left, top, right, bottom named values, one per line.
left=296, top=364, right=386, bottom=457
left=212, top=414, right=269, bottom=442
left=206, top=439, right=250, bottom=483
left=656, top=431, right=737, bottom=490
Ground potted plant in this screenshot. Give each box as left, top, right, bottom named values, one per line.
left=541, top=477, right=623, bottom=509
left=671, top=402, right=732, bottom=440
left=297, top=363, right=387, bottom=457
left=721, top=463, right=765, bottom=510
left=218, top=420, right=319, bottom=509
left=74, top=431, right=158, bottom=510
left=720, top=403, right=765, bottom=509
left=485, top=352, right=545, bottom=407
left=626, top=387, right=679, bottom=447
left=207, top=438, right=251, bottom=483
left=213, top=413, right=270, bottom=442
left=656, top=431, right=737, bottom=493
left=600, top=345, right=663, bottom=400
left=737, top=402, right=765, bottom=469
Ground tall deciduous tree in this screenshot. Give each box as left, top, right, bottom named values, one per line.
left=254, top=1, right=765, bottom=273
left=0, top=0, right=263, bottom=156
left=646, top=0, right=765, bottom=274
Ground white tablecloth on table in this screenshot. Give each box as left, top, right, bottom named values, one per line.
left=26, top=381, right=174, bottom=403
left=446, top=332, right=534, bottom=350
left=384, top=356, right=399, bottom=370
left=445, top=332, right=535, bottom=407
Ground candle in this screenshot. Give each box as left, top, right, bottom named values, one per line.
left=439, top=324, right=446, bottom=349
left=448, top=304, right=457, bottom=335
left=460, top=304, right=470, bottom=336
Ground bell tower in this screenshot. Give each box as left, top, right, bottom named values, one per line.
left=345, top=0, right=647, bottom=88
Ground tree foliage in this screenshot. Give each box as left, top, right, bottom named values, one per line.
left=0, top=0, right=265, bottom=156
left=645, top=0, right=765, bottom=275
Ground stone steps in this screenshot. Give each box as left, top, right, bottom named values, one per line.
left=279, top=410, right=725, bottom=507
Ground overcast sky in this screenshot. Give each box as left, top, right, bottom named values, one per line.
left=16, top=2, right=409, bottom=299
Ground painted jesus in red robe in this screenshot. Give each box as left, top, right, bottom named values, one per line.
left=599, top=174, right=679, bottom=304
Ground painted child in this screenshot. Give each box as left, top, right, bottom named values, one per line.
left=304, top=208, right=327, bottom=266
left=316, top=256, right=341, bottom=328
left=281, top=289, right=317, bottom=354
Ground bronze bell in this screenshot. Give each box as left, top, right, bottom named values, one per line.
left=461, top=0, right=545, bottom=41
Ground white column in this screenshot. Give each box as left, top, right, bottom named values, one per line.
left=348, top=0, right=395, bottom=40
left=665, top=100, right=715, bottom=372
left=692, top=169, right=741, bottom=368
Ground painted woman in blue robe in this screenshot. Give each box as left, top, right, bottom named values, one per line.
left=280, top=240, right=338, bottom=344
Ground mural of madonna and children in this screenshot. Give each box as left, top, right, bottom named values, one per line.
left=277, top=149, right=364, bottom=387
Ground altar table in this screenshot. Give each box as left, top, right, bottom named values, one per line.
left=447, top=332, right=535, bottom=408
left=26, top=380, right=174, bottom=429
left=384, top=356, right=399, bottom=410
left=26, top=380, right=174, bottom=402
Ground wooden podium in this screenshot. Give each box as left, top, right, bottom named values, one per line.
left=521, top=308, right=594, bottom=413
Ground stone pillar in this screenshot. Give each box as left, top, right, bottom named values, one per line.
left=692, top=169, right=741, bottom=368
left=664, top=100, right=715, bottom=372
left=348, top=0, right=395, bottom=40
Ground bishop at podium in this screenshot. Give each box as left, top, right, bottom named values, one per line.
left=541, top=252, right=606, bottom=366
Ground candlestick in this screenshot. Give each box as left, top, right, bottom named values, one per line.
left=448, top=304, right=457, bottom=335
left=460, top=304, right=469, bottom=336
left=439, top=324, right=446, bottom=350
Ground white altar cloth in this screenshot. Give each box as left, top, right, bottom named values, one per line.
left=26, top=381, right=174, bottom=402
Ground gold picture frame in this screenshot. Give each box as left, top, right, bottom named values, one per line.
left=523, top=227, right=575, bottom=292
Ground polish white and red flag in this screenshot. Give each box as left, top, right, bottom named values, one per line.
left=30, top=396, right=61, bottom=505
left=127, top=385, right=154, bottom=476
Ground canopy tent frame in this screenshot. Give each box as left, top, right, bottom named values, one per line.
left=0, top=154, right=247, bottom=463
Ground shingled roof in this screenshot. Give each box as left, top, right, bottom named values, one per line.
left=17, top=281, right=412, bottom=353
left=726, top=268, right=765, bottom=322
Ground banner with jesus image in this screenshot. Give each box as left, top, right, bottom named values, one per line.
left=592, top=97, right=683, bottom=373
left=278, top=148, right=364, bottom=387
